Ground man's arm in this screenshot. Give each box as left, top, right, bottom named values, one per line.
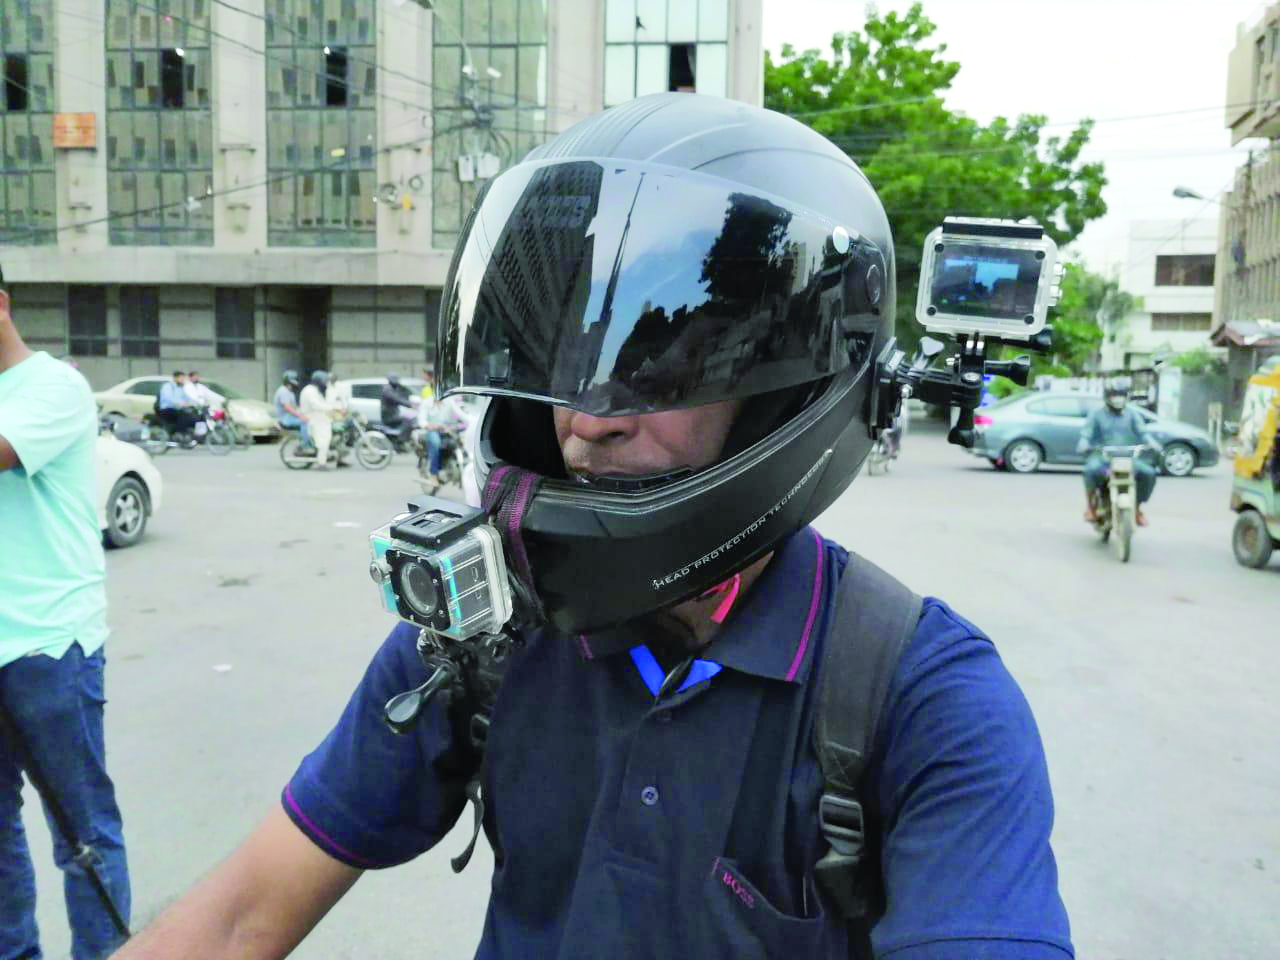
left=0, top=432, right=18, bottom=472
left=114, top=805, right=360, bottom=960
left=1076, top=410, right=1098, bottom=455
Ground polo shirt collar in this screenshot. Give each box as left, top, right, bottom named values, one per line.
left=576, top=526, right=827, bottom=685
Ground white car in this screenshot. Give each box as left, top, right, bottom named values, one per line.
left=335, top=376, right=427, bottom=425
left=94, top=375, right=281, bottom=439
left=97, top=431, right=163, bottom=548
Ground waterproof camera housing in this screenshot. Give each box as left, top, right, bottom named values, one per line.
left=916, top=217, right=1062, bottom=340
left=369, top=496, right=513, bottom=641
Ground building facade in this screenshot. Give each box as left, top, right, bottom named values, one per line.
left=0, top=0, right=763, bottom=399
left=1100, top=219, right=1219, bottom=371
left=1217, top=2, right=1279, bottom=342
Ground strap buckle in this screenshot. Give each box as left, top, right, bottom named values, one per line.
left=818, top=793, right=865, bottom=858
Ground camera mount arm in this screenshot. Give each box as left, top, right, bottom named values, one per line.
left=872, top=327, right=1052, bottom=449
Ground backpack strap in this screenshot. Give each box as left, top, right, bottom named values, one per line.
left=813, top=552, right=922, bottom=922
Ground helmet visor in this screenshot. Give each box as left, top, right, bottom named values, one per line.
left=438, top=159, right=886, bottom=416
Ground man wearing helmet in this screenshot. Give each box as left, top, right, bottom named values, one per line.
left=298, top=370, right=343, bottom=469
left=118, top=96, right=1071, bottom=960
left=1080, top=379, right=1159, bottom=526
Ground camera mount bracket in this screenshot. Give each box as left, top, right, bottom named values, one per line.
left=871, top=326, right=1052, bottom=450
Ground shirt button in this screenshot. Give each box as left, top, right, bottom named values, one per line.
left=640, top=785, right=660, bottom=807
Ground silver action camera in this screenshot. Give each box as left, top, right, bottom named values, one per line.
left=368, top=497, right=513, bottom=641
left=916, top=217, right=1063, bottom=340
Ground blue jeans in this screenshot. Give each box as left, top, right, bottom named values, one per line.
left=278, top=414, right=311, bottom=447
left=425, top=430, right=443, bottom=474
left=0, top=644, right=130, bottom=960
left=1083, top=454, right=1157, bottom=505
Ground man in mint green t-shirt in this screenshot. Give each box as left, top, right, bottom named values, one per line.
left=0, top=274, right=131, bottom=959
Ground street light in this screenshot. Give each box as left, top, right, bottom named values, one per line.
left=1172, top=185, right=1204, bottom=200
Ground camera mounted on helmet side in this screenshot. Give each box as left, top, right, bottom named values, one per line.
left=872, top=216, right=1063, bottom=450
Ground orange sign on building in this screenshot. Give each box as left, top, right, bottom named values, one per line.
left=53, top=113, right=97, bottom=149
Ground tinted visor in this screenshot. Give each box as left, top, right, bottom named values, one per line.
left=438, top=159, right=886, bottom=416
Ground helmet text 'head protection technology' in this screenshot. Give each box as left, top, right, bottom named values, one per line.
left=437, top=94, right=896, bottom=634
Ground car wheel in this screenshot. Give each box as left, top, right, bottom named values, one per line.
left=1160, top=442, right=1197, bottom=477
left=104, top=477, right=149, bottom=548
left=1232, top=510, right=1274, bottom=569
left=1003, top=439, right=1043, bottom=474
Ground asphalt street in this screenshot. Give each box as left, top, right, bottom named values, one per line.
left=23, top=423, right=1280, bottom=959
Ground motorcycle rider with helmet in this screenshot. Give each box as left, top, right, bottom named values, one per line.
left=116, top=95, right=1071, bottom=960
left=298, top=370, right=344, bottom=470
left=273, top=370, right=309, bottom=445
left=1080, top=379, right=1160, bottom=527
left=379, top=373, right=417, bottom=449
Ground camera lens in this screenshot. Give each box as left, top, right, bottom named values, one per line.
left=399, top=561, right=438, bottom=617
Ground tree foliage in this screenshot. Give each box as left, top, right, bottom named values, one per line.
left=764, top=3, right=1108, bottom=350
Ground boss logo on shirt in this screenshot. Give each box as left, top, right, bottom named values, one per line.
left=716, top=861, right=756, bottom=910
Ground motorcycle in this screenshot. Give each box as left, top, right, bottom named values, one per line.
left=278, top=411, right=394, bottom=470
left=411, top=425, right=469, bottom=492
left=1088, top=444, right=1150, bottom=563
left=144, top=407, right=236, bottom=455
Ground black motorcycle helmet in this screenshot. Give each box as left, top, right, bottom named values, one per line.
left=437, top=93, right=895, bottom=634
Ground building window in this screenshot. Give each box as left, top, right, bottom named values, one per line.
left=324, top=45, right=348, bottom=106
left=68, top=286, right=109, bottom=356
left=1150, top=313, right=1212, bottom=332
left=105, top=1, right=214, bottom=246
left=0, top=0, right=55, bottom=245
left=604, top=0, right=728, bottom=107
left=119, top=286, right=161, bottom=357
left=1154, top=254, right=1215, bottom=287
left=431, top=0, right=549, bottom=249
left=5, top=54, right=28, bottom=111
left=266, top=0, right=377, bottom=247
left=215, top=287, right=256, bottom=359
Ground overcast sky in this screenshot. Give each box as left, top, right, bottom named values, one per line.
left=760, top=0, right=1269, bottom=280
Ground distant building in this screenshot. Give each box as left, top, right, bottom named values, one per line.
left=0, top=0, right=763, bottom=399
left=1216, top=0, right=1279, bottom=399
left=1100, top=219, right=1218, bottom=371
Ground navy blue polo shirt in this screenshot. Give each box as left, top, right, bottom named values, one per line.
left=285, top=527, right=1073, bottom=958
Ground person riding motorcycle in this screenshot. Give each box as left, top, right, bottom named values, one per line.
left=273, top=370, right=309, bottom=446
left=298, top=370, right=344, bottom=469
left=1080, top=379, right=1161, bottom=526
left=417, top=388, right=469, bottom=488
left=379, top=373, right=416, bottom=448
left=114, top=94, right=1071, bottom=959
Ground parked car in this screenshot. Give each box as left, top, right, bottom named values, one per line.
left=969, top=392, right=1220, bottom=476
left=96, top=429, right=163, bottom=548
left=94, top=375, right=280, bottom=439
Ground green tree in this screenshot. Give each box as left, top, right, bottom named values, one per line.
left=765, top=3, right=1108, bottom=351
left=1039, top=263, right=1140, bottom=376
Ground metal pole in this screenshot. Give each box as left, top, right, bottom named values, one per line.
left=0, top=696, right=131, bottom=941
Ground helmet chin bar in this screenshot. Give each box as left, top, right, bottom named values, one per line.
left=872, top=327, right=1054, bottom=449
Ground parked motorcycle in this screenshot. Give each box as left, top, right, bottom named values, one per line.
left=278, top=412, right=393, bottom=470
left=1088, top=444, right=1150, bottom=563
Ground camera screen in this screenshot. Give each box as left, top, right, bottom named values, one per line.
left=929, top=245, right=1042, bottom=321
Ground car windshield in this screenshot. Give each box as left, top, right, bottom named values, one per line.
left=204, top=381, right=246, bottom=400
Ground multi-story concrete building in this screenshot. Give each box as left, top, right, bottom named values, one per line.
left=0, top=0, right=763, bottom=398
left=1100, top=219, right=1218, bottom=371
left=1217, top=2, right=1279, bottom=344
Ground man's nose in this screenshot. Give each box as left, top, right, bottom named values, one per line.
left=565, top=410, right=638, bottom=443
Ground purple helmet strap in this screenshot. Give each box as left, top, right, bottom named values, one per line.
left=482, top=464, right=545, bottom=624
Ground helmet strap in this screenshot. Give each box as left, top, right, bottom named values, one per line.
left=482, top=464, right=546, bottom=627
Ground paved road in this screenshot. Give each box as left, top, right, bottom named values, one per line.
left=25, top=425, right=1279, bottom=958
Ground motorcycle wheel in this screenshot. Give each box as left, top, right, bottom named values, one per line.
left=1112, top=506, right=1133, bottom=562
left=142, top=425, right=170, bottom=456
left=355, top=433, right=394, bottom=470
left=279, top=435, right=314, bottom=470
left=232, top=422, right=253, bottom=448
left=206, top=423, right=235, bottom=455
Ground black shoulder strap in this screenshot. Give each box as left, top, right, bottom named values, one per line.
left=813, top=552, right=922, bottom=923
